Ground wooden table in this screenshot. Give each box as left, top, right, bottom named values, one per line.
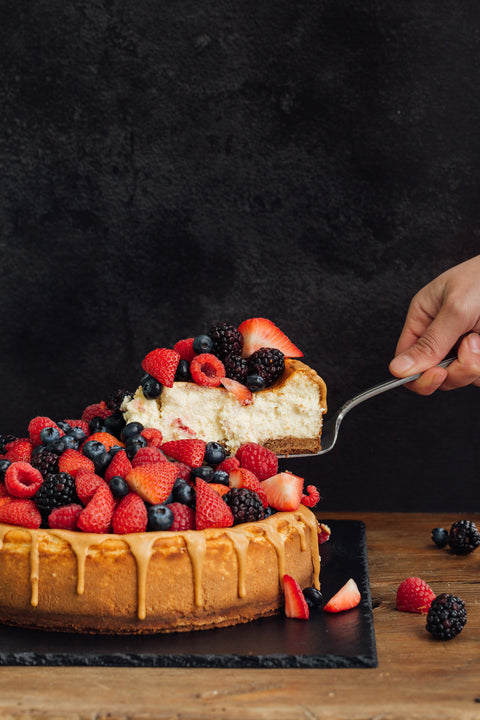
left=0, top=512, right=479, bottom=720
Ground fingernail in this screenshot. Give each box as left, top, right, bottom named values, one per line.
left=468, top=333, right=480, bottom=354
left=390, top=354, right=415, bottom=375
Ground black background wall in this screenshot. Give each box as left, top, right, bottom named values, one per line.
left=0, top=0, right=479, bottom=511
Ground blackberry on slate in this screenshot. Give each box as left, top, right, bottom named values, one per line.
left=247, top=348, right=285, bottom=387
left=31, top=447, right=59, bottom=478
left=448, top=520, right=480, bottom=555
left=223, top=353, right=249, bottom=384
left=224, top=487, right=264, bottom=525
left=426, top=593, right=467, bottom=640
left=34, top=472, right=77, bottom=516
left=208, top=322, right=243, bottom=360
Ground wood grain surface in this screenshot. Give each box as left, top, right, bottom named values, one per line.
left=0, top=512, right=478, bottom=720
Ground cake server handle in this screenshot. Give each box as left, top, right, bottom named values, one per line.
left=278, top=356, right=456, bottom=459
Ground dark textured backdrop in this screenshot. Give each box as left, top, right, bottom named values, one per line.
left=0, top=0, right=479, bottom=510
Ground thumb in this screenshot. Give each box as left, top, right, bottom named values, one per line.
left=390, top=313, right=461, bottom=377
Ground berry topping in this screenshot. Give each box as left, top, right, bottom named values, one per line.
left=147, top=504, right=174, bottom=531
left=140, top=428, right=163, bottom=448
left=75, top=469, right=106, bottom=505
left=192, top=335, right=214, bottom=354
left=104, top=449, right=132, bottom=483
left=216, top=456, right=240, bottom=474
left=142, top=348, right=180, bottom=388
left=228, top=467, right=268, bottom=507
left=208, top=322, right=244, bottom=360
left=219, top=377, right=253, bottom=405
left=28, top=417, right=62, bottom=447
left=173, top=337, right=196, bottom=363
left=141, top=374, right=163, bottom=399
left=31, top=447, right=59, bottom=478
left=34, top=472, right=77, bottom=516
left=245, top=374, right=266, bottom=392
left=87, top=432, right=124, bottom=453
left=247, top=347, right=285, bottom=387
left=48, top=503, right=83, bottom=531
left=81, top=401, right=112, bottom=424
left=194, top=478, right=234, bottom=530
left=4, top=462, right=44, bottom=499
left=223, top=353, right=249, bottom=384
left=448, top=520, right=480, bottom=554
left=109, top=475, right=130, bottom=499
left=131, top=445, right=166, bottom=467
left=223, top=487, right=265, bottom=524
left=171, top=478, right=195, bottom=507
left=190, top=353, right=226, bottom=387
left=126, top=462, right=178, bottom=504
left=283, top=574, right=310, bottom=620
left=426, top=593, right=467, bottom=640
left=260, top=472, right=304, bottom=512
left=204, top=442, right=227, bottom=466
left=105, top=389, right=133, bottom=413
left=323, top=578, right=361, bottom=613
left=0, top=499, right=42, bottom=529
left=301, top=485, right=321, bottom=508
left=77, top=484, right=116, bottom=534
left=236, top=443, right=278, bottom=481
left=167, top=502, right=195, bottom=531
left=112, top=493, right=148, bottom=534
left=396, top=577, right=436, bottom=614
left=238, top=318, right=303, bottom=358
left=58, top=449, right=95, bottom=478
left=160, top=439, right=206, bottom=467
left=431, top=527, right=449, bottom=548
left=5, top=438, right=33, bottom=463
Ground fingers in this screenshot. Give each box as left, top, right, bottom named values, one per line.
left=403, top=366, right=448, bottom=396
left=437, top=333, right=480, bottom=390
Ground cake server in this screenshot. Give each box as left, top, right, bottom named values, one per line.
left=278, top=356, right=456, bottom=459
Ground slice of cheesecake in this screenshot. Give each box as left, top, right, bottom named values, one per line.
left=122, top=359, right=327, bottom=455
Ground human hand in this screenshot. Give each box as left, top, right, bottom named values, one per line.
left=389, top=255, right=480, bottom=394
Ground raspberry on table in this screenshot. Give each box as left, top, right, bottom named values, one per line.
left=396, top=576, right=436, bottom=614
left=426, top=593, right=467, bottom=640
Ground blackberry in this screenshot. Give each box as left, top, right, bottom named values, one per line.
left=426, top=593, right=467, bottom=640
left=223, top=353, right=249, bottom=383
left=105, top=389, right=133, bottom=413
left=31, top=447, right=59, bottom=478
left=224, top=487, right=264, bottom=525
left=247, top=348, right=285, bottom=387
left=0, top=434, right=16, bottom=454
left=448, top=520, right=480, bottom=555
left=34, top=472, right=77, bottom=516
left=208, top=322, right=243, bottom=360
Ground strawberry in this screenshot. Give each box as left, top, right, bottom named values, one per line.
left=238, top=318, right=303, bottom=358
left=237, top=443, right=278, bottom=481
left=75, top=468, right=106, bottom=505
left=81, top=401, right=112, bottom=424
left=48, top=503, right=83, bottom=531
left=208, top=483, right=230, bottom=497
left=260, top=472, right=304, bottom=511
left=104, top=449, right=132, bottom=483
left=228, top=468, right=268, bottom=508
left=131, top=445, right=166, bottom=467
left=126, top=462, right=178, bottom=504
left=142, top=348, right=180, bottom=388
left=5, top=438, right=33, bottom=463
left=28, top=416, right=63, bottom=447
left=160, top=439, right=205, bottom=467
left=194, top=478, right=234, bottom=530
left=58, top=449, right=95, bottom=478
left=396, top=577, right=436, bottom=614
left=323, top=578, right=361, bottom=613
left=190, top=353, right=225, bottom=388
left=173, top=337, right=196, bottom=363
left=216, top=456, right=240, bottom=473
left=167, top=502, right=195, bottom=531
left=140, top=427, right=163, bottom=448
left=64, top=419, right=91, bottom=437
left=283, top=574, right=310, bottom=620
left=86, top=432, right=124, bottom=452
left=219, top=377, right=253, bottom=405
left=112, top=493, right=148, bottom=534
left=301, top=485, right=321, bottom=508
left=0, top=498, right=42, bottom=529
left=77, top=484, right=115, bottom=534
left=4, top=461, right=43, bottom=498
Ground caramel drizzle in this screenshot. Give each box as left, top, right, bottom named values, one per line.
left=0, top=505, right=320, bottom=618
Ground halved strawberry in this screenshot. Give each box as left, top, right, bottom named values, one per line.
left=160, top=439, right=206, bottom=467
left=283, top=574, right=309, bottom=620
left=86, top=432, right=124, bottom=452
left=260, top=472, right=304, bottom=511
left=104, top=448, right=132, bottom=483
left=219, top=377, right=253, bottom=405
left=228, top=467, right=268, bottom=508
left=142, top=348, right=180, bottom=388
left=238, top=318, right=303, bottom=358
left=58, top=449, right=95, bottom=478
left=77, top=484, right=116, bottom=534
left=126, top=462, right=178, bottom=504
left=323, top=578, right=361, bottom=613
left=195, top=478, right=234, bottom=530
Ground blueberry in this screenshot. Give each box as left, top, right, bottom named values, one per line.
left=0, top=459, right=11, bottom=482
left=204, top=441, right=226, bottom=466
left=82, top=440, right=107, bottom=460
left=61, top=434, right=79, bottom=450
left=125, top=435, right=147, bottom=460
left=67, top=426, right=87, bottom=444
left=48, top=437, right=72, bottom=455
left=245, top=374, right=265, bottom=392
left=432, top=527, right=449, bottom=548
left=192, top=334, right=214, bottom=354
left=211, top=469, right=229, bottom=486
left=141, top=374, right=163, bottom=399
left=103, top=413, right=125, bottom=436
left=40, top=427, right=61, bottom=445
left=190, top=466, right=214, bottom=482
left=93, top=451, right=112, bottom=476
left=175, top=359, right=191, bottom=382
left=57, top=420, right=72, bottom=433
left=147, top=504, right=174, bottom=531
left=264, top=506, right=277, bottom=518
left=121, top=422, right=145, bottom=443
left=109, top=476, right=129, bottom=499
left=108, top=445, right=124, bottom=458
left=89, top=416, right=106, bottom=434
left=302, top=587, right=324, bottom=608
left=172, top=478, right=196, bottom=507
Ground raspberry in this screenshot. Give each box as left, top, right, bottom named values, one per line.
left=173, top=338, right=196, bottom=363
left=224, top=487, right=265, bottom=525
left=81, top=401, right=112, bottom=424
left=448, top=520, right=480, bottom=555
left=216, top=456, right=240, bottom=473
left=426, top=593, right=467, bottom=640
left=28, top=417, right=62, bottom=447
left=112, top=493, right=148, bottom=534
left=190, top=353, right=225, bottom=388
left=0, top=498, right=42, bottom=529
left=64, top=420, right=91, bottom=437
left=131, top=446, right=166, bottom=467
left=58, top=449, right=95, bottom=478
left=301, top=485, right=321, bottom=508
left=77, top=484, right=116, bottom=534
left=48, top=503, right=83, bottom=530
left=167, top=502, right=195, bottom=531
left=4, top=462, right=44, bottom=499
left=396, top=577, right=436, bottom=614
left=208, top=322, right=244, bottom=360
left=237, top=443, right=278, bottom=481
left=34, top=472, right=77, bottom=516
left=5, top=438, right=33, bottom=463
left=142, top=348, right=180, bottom=388
left=247, top=347, right=285, bottom=386
left=140, top=428, right=163, bottom=448
left=170, top=461, right=192, bottom=481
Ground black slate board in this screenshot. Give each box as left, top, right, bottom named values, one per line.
left=0, top=520, right=377, bottom=668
